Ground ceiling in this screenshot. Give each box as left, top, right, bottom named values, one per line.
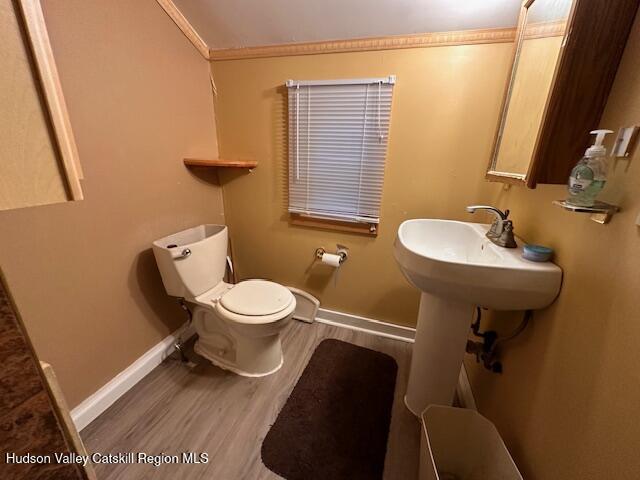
left=172, top=0, right=523, bottom=50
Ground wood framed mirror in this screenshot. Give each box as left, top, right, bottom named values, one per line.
left=487, top=0, right=574, bottom=185
left=487, top=0, right=640, bottom=188
left=0, top=0, right=83, bottom=211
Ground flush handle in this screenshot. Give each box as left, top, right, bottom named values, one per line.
left=171, top=248, right=191, bottom=260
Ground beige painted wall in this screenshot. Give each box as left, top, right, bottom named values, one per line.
left=211, top=44, right=513, bottom=326
left=0, top=0, right=222, bottom=407
left=466, top=14, right=640, bottom=479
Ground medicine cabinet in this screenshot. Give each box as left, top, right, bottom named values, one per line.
left=487, top=0, right=640, bottom=188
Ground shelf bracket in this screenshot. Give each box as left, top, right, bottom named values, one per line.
left=552, top=200, right=620, bottom=224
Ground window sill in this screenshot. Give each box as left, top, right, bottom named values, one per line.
left=289, top=213, right=378, bottom=237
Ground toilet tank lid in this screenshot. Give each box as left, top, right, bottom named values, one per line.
left=220, top=280, right=294, bottom=316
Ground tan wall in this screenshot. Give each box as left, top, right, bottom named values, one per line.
left=0, top=0, right=222, bottom=408
left=465, top=14, right=640, bottom=480
left=211, top=44, right=513, bottom=326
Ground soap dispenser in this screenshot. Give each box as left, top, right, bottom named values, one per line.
left=567, top=129, right=613, bottom=207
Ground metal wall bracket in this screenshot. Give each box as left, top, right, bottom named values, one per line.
left=553, top=200, right=620, bottom=224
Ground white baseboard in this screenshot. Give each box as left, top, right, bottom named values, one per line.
left=315, top=307, right=416, bottom=343
left=456, top=363, right=477, bottom=411
left=71, top=323, right=196, bottom=431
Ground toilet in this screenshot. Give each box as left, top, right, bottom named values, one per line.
left=152, top=224, right=295, bottom=377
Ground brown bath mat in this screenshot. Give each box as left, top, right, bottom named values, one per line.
left=261, top=338, right=398, bottom=480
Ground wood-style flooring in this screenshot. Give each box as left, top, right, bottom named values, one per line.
left=82, top=321, right=420, bottom=479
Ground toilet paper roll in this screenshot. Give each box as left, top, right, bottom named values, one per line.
left=320, top=252, right=342, bottom=267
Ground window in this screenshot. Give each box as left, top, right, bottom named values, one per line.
left=286, top=77, right=395, bottom=234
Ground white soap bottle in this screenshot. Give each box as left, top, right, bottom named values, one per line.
left=566, top=129, right=613, bottom=207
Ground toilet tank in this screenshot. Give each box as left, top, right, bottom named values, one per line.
left=152, top=224, right=228, bottom=299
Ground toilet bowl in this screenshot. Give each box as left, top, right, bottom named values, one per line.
left=152, top=225, right=296, bottom=377
left=192, top=279, right=295, bottom=376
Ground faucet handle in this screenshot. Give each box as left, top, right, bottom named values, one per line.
left=497, top=221, right=517, bottom=248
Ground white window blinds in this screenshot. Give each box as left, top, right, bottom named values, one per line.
left=286, top=76, right=395, bottom=225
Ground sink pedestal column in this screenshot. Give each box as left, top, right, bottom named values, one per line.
left=404, top=292, right=474, bottom=415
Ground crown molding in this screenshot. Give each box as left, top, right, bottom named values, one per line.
left=156, top=0, right=210, bottom=60
left=523, top=20, right=567, bottom=40
left=153, top=0, right=560, bottom=64
left=209, top=27, right=517, bottom=61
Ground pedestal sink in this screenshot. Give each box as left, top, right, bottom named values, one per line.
left=394, top=219, right=562, bottom=415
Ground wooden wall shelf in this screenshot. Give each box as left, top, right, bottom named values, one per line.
left=183, top=158, right=257, bottom=168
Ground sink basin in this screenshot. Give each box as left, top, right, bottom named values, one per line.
left=394, top=219, right=562, bottom=414
left=394, top=219, right=562, bottom=310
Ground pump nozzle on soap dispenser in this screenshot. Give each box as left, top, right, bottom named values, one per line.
left=567, top=129, right=613, bottom=207
left=585, top=129, right=613, bottom=157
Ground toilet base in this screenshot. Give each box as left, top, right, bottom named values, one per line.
left=194, top=340, right=284, bottom=377
left=192, top=305, right=288, bottom=377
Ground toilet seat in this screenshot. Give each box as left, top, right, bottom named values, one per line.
left=215, top=280, right=295, bottom=325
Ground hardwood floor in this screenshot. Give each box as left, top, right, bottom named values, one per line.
left=82, top=321, right=420, bottom=479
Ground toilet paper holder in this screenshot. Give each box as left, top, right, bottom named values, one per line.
left=315, top=244, right=348, bottom=265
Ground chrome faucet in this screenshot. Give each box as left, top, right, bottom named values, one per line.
left=465, top=205, right=517, bottom=248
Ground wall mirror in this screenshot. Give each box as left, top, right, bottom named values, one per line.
left=0, top=0, right=83, bottom=211
left=488, top=0, right=574, bottom=185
